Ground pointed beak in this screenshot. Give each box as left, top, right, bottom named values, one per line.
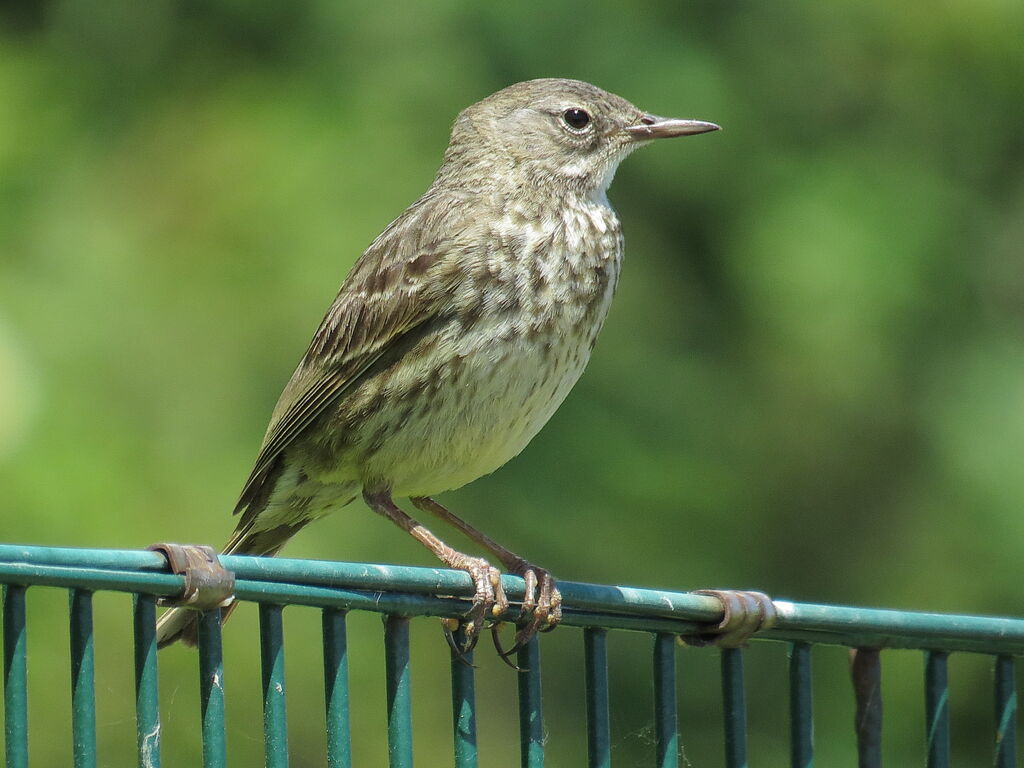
left=625, top=114, right=721, bottom=140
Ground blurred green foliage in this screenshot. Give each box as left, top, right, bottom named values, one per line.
left=1, top=1, right=1022, bottom=765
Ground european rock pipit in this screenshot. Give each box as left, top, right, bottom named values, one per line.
left=156, top=78, right=719, bottom=657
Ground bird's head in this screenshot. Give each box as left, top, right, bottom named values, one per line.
left=437, top=78, right=719, bottom=198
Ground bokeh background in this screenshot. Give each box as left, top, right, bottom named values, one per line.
left=1, top=1, right=1022, bottom=765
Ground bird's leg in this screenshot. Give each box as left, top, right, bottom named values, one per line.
left=363, top=490, right=507, bottom=651
left=411, top=496, right=562, bottom=657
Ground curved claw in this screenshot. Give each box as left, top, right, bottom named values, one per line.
left=490, top=623, right=525, bottom=670
left=487, top=564, right=563, bottom=662
left=443, top=620, right=478, bottom=668
left=506, top=614, right=546, bottom=656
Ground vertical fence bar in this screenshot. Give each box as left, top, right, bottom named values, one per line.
left=323, top=608, right=352, bottom=768
left=789, top=642, right=813, bottom=768
left=69, top=589, right=97, bottom=768
left=517, top=635, right=545, bottom=768
left=3, top=585, right=28, bottom=768
left=384, top=616, right=413, bottom=768
left=449, top=626, right=478, bottom=768
left=850, top=648, right=882, bottom=768
left=584, top=628, right=611, bottom=768
left=924, top=651, right=949, bottom=768
left=133, top=594, right=161, bottom=768
left=260, top=604, right=289, bottom=768
left=198, top=609, right=227, bottom=768
left=994, top=655, right=1017, bottom=768
left=652, top=632, right=677, bottom=768
left=721, top=648, right=749, bottom=768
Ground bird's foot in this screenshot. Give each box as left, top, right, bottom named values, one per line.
left=442, top=554, right=508, bottom=657
left=491, top=559, right=562, bottom=665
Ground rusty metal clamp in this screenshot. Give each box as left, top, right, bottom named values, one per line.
left=686, top=589, right=777, bottom=648
left=147, top=543, right=235, bottom=610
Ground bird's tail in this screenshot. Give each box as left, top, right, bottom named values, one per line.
left=154, top=522, right=305, bottom=649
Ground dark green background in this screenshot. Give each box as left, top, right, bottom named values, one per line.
left=1, top=1, right=1022, bottom=765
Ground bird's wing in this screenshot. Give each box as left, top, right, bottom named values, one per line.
left=233, top=191, right=472, bottom=518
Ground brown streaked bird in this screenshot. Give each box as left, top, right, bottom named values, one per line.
left=156, top=78, right=719, bottom=656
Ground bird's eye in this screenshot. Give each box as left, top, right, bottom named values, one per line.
left=562, top=108, right=591, bottom=131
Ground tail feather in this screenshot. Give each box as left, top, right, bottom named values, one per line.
left=154, top=522, right=304, bottom=649
left=156, top=477, right=359, bottom=649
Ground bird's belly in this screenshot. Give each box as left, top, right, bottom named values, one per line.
left=356, top=315, right=600, bottom=497
left=311, top=200, right=623, bottom=498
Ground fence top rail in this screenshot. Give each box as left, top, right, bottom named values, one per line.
left=1, top=543, right=1022, bottom=655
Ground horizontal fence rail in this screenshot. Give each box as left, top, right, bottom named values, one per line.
left=1, top=543, right=1021, bottom=767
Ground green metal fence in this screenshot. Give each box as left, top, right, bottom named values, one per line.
left=0, top=542, right=1020, bottom=767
